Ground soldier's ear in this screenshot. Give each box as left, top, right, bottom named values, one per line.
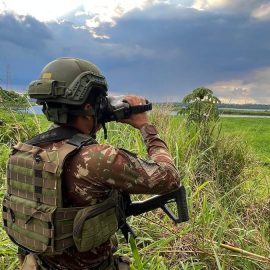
left=83, top=103, right=95, bottom=121
left=83, top=103, right=92, bottom=111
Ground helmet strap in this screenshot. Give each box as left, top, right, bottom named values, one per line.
left=89, top=115, right=97, bottom=138
left=68, top=108, right=95, bottom=117
left=102, top=122, right=108, bottom=140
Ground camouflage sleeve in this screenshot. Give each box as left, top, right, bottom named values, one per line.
left=79, top=124, right=180, bottom=195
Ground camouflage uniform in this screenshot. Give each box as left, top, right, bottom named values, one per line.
left=36, top=123, right=180, bottom=269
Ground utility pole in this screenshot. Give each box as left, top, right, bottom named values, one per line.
left=5, top=64, right=11, bottom=91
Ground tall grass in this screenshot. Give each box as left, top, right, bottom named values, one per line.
left=97, top=105, right=269, bottom=269
left=0, top=108, right=48, bottom=269
left=0, top=106, right=269, bottom=269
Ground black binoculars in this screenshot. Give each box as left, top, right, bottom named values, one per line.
left=98, top=95, right=152, bottom=124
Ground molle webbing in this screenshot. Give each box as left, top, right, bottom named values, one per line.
left=3, top=134, right=95, bottom=254
left=7, top=142, right=64, bottom=206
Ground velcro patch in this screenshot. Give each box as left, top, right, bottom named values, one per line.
left=42, top=73, right=52, bottom=80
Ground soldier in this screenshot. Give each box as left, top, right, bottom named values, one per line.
left=3, top=58, right=180, bottom=270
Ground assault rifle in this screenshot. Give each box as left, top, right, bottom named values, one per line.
left=120, top=186, right=189, bottom=241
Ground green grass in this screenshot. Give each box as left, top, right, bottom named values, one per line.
left=219, top=109, right=270, bottom=116
left=221, top=117, right=270, bottom=162
left=0, top=108, right=269, bottom=269
left=169, top=116, right=270, bottom=162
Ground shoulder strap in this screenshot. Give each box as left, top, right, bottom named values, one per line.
left=26, top=126, right=97, bottom=147
left=67, top=133, right=97, bottom=149
left=57, top=134, right=97, bottom=165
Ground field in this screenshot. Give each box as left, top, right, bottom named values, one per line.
left=221, top=118, right=270, bottom=162
left=220, top=110, right=270, bottom=117
left=0, top=108, right=269, bottom=269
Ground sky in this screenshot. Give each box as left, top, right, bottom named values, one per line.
left=0, top=0, right=270, bottom=104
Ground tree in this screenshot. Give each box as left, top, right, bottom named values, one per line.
left=0, top=87, right=29, bottom=109
left=180, top=87, right=221, bottom=125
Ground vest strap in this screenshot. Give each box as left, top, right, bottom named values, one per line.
left=26, top=126, right=97, bottom=146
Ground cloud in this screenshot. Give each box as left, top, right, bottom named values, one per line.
left=0, top=0, right=82, bottom=21
left=251, top=3, right=270, bottom=21
left=192, top=0, right=268, bottom=11
left=0, top=2, right=270, bottom=103
left=192, top=0, right=229, bottom=10
left=0, top=12, right=51, bottom=48
left=208, top=67, right=270, bottom=104
left=99, top=4, right=270, bottom=99
left=0, top=0, right=155, bottom=23
left=0, top=12, right=53, bottom=87
left=59, top=0, right=158, bottom=39
left=192, top=0, right=270, bottom=22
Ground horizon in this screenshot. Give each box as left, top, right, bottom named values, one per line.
left=1, top=87, right=270, bottom=106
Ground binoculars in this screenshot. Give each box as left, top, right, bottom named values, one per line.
left=98, top=95, right=152, bottom=124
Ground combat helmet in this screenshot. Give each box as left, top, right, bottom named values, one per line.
left=28, top=57, right=108, bottom=123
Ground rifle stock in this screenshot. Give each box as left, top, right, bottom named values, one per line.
left=125, top=186, right=189, bottom=223
left=120, top=186, right=189, bottom=241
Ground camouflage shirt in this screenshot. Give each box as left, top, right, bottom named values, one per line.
left=40, top=124, right=180, bottom=269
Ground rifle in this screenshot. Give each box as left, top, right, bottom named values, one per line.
left=120, top=186, right=189, bottom=241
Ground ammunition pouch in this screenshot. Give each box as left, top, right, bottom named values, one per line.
left=73, top=194, right=119, bottom=252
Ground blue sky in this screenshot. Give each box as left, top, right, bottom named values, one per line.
left=0, top=0, right=270, bottom=103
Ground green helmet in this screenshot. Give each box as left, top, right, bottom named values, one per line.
left=28, top=57, right=108, bottom=123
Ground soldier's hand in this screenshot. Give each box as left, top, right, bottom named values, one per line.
left=120, top=95, right=150, bottom=129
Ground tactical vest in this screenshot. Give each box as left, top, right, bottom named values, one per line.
left=2, top=128, right=122, bottom=255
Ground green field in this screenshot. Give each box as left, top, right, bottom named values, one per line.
left=220, top=109, right=270, bottom=117
left=221, top=117, right=270, bottom=161
left=169, top=115, right=270, bottom=161
left=0, top=109, right=269, bottom=269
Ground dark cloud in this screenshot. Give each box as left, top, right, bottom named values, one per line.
left=0, top=13, right=100, bottom=88
left=0, top=12, right=52, bottom=87
left=0, top=12, right=51, bottom=48
left=0, top=3, right=270, bottom=102
left=97, top=4, right=270, bottom=99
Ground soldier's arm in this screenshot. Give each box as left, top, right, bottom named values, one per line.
left=73, top=95, right=180, bottom=194
left=82, top=124, right=180, bottom=194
